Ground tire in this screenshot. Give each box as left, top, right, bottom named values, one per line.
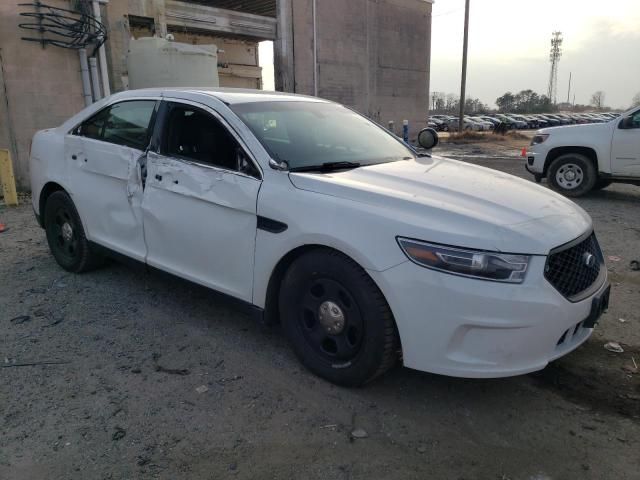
left=593, top=178, right=612, bottom=191
left=44, top=191, right=103, bottom=273
left=547, top=153, right=597, bottom=197
left=279, top=249, right=399, bottom=386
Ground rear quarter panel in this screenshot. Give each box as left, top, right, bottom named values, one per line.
left=29, top=128, right=68, bottom=215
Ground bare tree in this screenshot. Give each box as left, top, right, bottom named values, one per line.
left=633, top=92, right=640, bottom=107
left=590, top=91, right=606, bottom=110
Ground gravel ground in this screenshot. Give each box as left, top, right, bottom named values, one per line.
left=1, top=144, right=639, bottom=480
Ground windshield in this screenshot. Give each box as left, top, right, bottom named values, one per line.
left=231, top=101, right=414, bottom=170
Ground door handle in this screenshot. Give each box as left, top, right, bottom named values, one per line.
left=155, top=174, right=163, bottom=181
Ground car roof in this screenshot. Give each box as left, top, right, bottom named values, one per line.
left=112, top=87, right=328, bottom=105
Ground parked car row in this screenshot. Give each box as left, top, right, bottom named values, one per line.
left=428, top=112, right=621, bottom=131
left=429, top=115, right=493, bottom=132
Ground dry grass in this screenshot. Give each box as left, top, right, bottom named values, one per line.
left=445, top=130, right=530, bottom=144
left=504, top=131, right=531, bottom=141
left=446, top=131, right=505, bottom=143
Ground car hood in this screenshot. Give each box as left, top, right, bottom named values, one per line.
left=288, top=156, right=592, bottom=255
left=539, top=122, right=612, bottom=135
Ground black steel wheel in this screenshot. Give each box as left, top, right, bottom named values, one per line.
left=44, top=191, right=103, bottom=272
left=280, top=249, right=399, bottom=386
left=299, top=277, right=364, bottom=363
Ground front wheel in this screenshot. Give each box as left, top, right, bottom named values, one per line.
left=279, top=249, right=399, bottom=386
left=547, top=153, right=597, bottom=197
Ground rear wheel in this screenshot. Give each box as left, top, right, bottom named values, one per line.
left=279, top=249, right=399, bottom=386
left=44, top=191, right=103, bottom=273
left=547, top=153, right=597, bottom=197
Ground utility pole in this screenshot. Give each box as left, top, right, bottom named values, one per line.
left=566, top=71, right=572, bottom=104
left=458, top=0, right=470, bottom=133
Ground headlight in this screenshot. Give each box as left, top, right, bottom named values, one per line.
left=530, top=134, right=549, bottom=146
left=397, top=238, right=530, bottom=283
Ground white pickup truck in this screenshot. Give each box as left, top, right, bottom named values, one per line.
left=525, top=106, right=640, bottom=196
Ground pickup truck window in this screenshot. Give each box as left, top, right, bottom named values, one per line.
left=75, top=100, right=156, bottom=150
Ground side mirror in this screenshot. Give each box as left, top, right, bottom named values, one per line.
left=417, top=127, right=439, bottom=149
left=619, top=116, right=635, bottom=129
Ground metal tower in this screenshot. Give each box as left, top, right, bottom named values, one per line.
left=547, top=31, right=563, bottom=104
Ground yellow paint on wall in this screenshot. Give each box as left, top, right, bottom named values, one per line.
left=0, top=149, right=19, bottom=206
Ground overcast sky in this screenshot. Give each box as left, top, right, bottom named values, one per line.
left=431, top=0, right=640, bottom=109
left=260, top=0, right=639, bottom=108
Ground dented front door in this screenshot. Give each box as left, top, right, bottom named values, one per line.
left=141, top=152, right=260, bottom=302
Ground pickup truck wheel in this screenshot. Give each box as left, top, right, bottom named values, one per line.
left=547, top=154, right=597, bottom=197
left=44, top=191, right=103, bottom=273
left=279, top=249, right=399, bottom=386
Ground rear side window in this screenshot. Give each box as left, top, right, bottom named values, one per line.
left=76, top=100, right=156, bottom=150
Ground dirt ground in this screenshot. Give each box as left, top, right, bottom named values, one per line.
left=1, top=141, right=639, bottom=480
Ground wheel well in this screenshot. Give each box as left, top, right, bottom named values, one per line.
left=38, top=182, right=66, bottom=227
left=544, top=147, right=598, bottom=176
left=263, top=245, right=326, bottom=325
left=263, top=245, right=388, bottom=328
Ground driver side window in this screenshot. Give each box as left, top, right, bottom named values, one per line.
left=162, top=103, right=259, bottom=177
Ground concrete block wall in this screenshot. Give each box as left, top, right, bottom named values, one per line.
left=0, top=0, right=85, bottom=189
left=288, top=0, right=432, bottom=139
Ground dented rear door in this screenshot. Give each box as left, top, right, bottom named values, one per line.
left=66, top=99, right=159, bottom=261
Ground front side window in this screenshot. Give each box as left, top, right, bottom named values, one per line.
left=76, top=100, right=156, bottom=150
left=162, top=103, right=258, bottom=177
left=230, top=101, right=415, bottom=170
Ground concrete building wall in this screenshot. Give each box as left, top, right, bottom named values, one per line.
left=0, top=0, right=85, bottom=189
left=283, top=0, right=432, bottom=139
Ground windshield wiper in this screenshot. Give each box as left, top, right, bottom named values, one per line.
left=289, top=161, right=362, bottom=173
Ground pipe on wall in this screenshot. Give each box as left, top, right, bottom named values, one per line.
left=78, top=49, right=93, bottom=106
left=312, top=0, right=318, bottom=97
left=92, top=0, right=111, bottom=97
left=89, top=56, right=102, bottom=101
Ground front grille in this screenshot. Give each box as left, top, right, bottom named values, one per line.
left=545, top=233, right=604, bottom=301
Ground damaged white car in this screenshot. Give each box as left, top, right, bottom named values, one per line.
left=30, top=88, right=610, bottom=386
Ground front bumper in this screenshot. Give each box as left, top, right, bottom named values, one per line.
left=523, top=149, right=544, bottom=175
left=369, top=256, right=608, bottom=378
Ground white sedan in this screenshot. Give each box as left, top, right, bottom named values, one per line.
left=29, top=88, right=610, bottom=386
